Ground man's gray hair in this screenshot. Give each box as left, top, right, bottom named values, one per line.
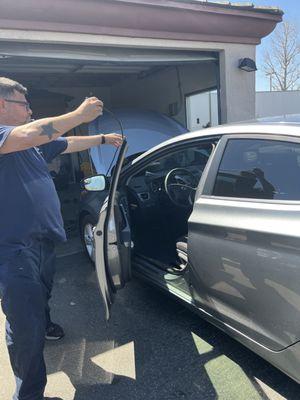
left=0, top=77, right=27, bottom=98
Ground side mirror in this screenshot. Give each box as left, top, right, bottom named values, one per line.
left=83, top=175, right=106, bottom=191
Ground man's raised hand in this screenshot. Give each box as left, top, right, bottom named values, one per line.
left=75, top=97, right=104, bottom=123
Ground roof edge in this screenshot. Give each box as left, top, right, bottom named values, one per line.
left=0, top=0, right=283, bottom=46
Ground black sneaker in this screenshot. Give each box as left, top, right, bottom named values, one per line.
left=45, top=322, right=65, bottom=341
left=44, top=397, right=64, bottom=400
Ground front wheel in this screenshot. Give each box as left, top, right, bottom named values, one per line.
left=80, top=214, right=97, bottom=263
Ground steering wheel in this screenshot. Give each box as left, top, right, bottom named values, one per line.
left=164, top=168, right=198, bottom=207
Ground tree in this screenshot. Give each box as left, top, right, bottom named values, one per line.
left=263, top=21, right=300, bottom=91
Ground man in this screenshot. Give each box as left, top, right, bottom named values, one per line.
left=0, top=77, right=122, bottom=400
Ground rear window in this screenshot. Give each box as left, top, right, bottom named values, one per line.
left=213, top=139, right=300, bottom=200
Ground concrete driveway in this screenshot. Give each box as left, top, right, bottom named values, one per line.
left=1, top=252, right=300, bottom=400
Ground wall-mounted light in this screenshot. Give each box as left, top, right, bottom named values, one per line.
left=238, top=58, right=257, bottom=72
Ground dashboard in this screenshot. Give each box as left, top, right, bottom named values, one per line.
left=127, top=165, right=204, bottom=209
left=126, top=144, right=212, bottom=210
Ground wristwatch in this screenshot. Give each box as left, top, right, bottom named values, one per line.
left=101, top=134, right=105, bottom=144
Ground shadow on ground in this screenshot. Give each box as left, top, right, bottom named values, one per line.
left=43, top=252, right=300, bottom=400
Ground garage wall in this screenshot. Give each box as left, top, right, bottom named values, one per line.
left=110, top=62, right=217, bottom=126
left=49, top=85, right=111, bottom=110
left=45, top=85, right=111, bottom=134
left=37, top=61, right=217, bottom=130
left=45, top=62, right=217, bottom=128
left=52, top=86, right=111, bottom=104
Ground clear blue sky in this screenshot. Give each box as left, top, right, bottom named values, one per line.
left=250, top=0, right=300, bottom=91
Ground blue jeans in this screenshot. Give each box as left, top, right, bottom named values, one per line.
left=0, top=239, right=56, bottom=400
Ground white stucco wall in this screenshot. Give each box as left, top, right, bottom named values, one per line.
left=219, top=45, right=256, bottom=123
left=256, top=91, right=300, bottom=118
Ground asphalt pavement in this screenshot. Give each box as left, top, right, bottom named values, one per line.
left=1, top=251, right=300, bottom=400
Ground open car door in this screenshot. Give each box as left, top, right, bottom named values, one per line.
left=94, top=139, right=131, bottom=320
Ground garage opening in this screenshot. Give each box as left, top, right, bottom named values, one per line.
left=186, top=88, right=219, bottom=131
left=0, top=43, right=220, bottom=254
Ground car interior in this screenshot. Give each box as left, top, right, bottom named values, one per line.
left=124, top=141, right=216, bottom=274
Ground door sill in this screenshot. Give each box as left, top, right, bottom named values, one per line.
left=133, top=253, right=192, bottom=296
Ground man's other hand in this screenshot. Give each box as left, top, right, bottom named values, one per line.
left=104, top=133, right=123, bottom=147
left=76, top=97, right=104, bottom=123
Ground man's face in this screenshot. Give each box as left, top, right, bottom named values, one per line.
left=0, top=89, right=32, bottom=126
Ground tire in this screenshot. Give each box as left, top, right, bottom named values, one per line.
left=80, top=214, right=98, bottom=264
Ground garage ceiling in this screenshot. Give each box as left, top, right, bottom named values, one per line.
left=0, top=43, right=217, bottom=88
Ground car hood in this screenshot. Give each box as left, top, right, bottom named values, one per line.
left=88, top=108, right=188, bottom=175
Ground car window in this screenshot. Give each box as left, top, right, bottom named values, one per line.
left=213, top=139, right=300, bottom=200
left=145, top=145, right=212, bottom=174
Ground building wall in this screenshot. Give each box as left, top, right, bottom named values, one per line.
left=48, top=86, right=112, bottom=112
left=110, top=62, right=218, bottom=126
left=46, top=86, right=112, bottom=136
left=0, top=27, right=257, bottom=124
left=109, top=43, right=256, bottom=125
left=219, top=44, right=256, bottom=123
left=256, top=91, right=300, bottom=118
left=6, top=33, right=257, bottom=125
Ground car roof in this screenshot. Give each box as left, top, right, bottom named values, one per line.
left=132, top=114, right=300, bottom=165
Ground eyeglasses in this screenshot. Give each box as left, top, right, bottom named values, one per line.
left=3, top=98, right=31, bottom=110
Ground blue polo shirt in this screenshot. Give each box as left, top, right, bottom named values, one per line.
left=0, top=125, right=68, bottom=261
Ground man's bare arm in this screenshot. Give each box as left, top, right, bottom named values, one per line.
left=62, top=133, right=123, bottom=154
left=0, top=97, right=103, bottom=154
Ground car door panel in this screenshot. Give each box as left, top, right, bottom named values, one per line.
left=188, top=135, right=300, bottom=351
left=107, top=193, right=131, bottom=288
left=94, top=140, right=131, bottom=320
